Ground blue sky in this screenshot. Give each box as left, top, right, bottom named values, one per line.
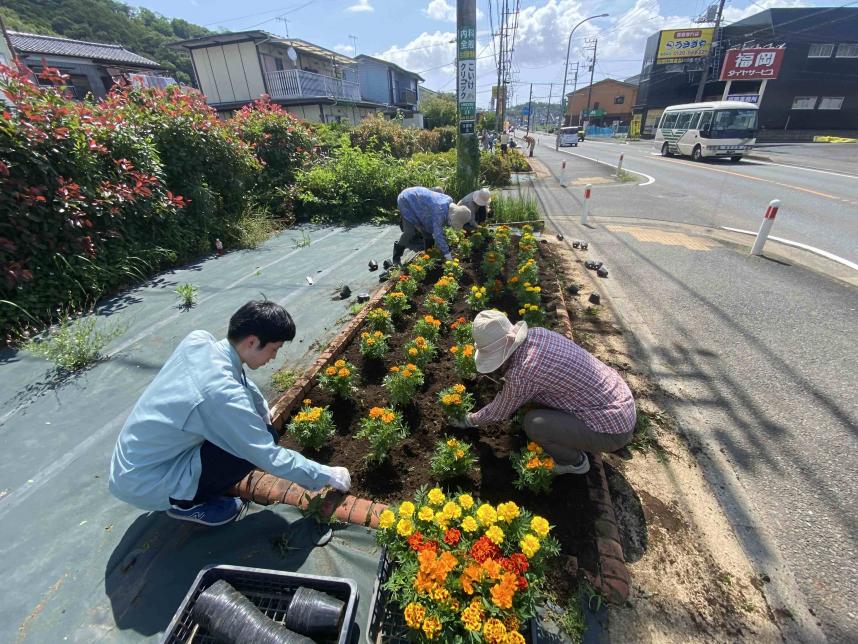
left=133, top=0, right=834, bottom=107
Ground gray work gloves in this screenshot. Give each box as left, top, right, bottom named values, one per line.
left=449, top=414, right=476, bottom=429
left=327, top=466, right=352, bottom=492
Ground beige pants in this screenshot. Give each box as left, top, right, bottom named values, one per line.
left=524, top=408, right=634, bottom=466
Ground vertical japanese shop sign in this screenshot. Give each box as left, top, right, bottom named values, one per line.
left=457, top=23, right=476, bottom=134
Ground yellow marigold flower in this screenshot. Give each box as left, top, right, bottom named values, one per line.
left=334, top=359, right=346, bottom=367
left=496, top=501, right=520, bottom=523
left=518, top=309, right=525, bottom=316
left=504, top=631, right=526, bottom=644
left=458, top=493, right=475, bottom=509
left=461, top=516, right=478, bottom=533
left=446, top=438, right=459, bottom=447
left=542, top=456, right=555, bottom=469
left=427, top=487, right=445, bottom=506
left=476, top=503, right=497, bottom=526
left=398, top=501, right=415, bottom=519
left=366, top=339, right=375, bottom=346
left=530, top=516, right=550, bottom=538
left=406, top=363, right=418, bottom=370
left=442, top=501, right=462, bottom=519
left=422, top=615, right=441, bottom=639
left=431, top=586, right=450, bottom=603
left=408, top=348, right=418, bottom=356
left=485, top=525, right=504, bottom=545
left=450, top=345, right=459, bottom=354
left=325, top=366, right=337, bottom=376
left=503, top=615, right=520, bottom=633
left=389, top=365, right=400, bottom=373
left=463, top=345, right=475, bottom=357
left=418, top=506, right=434, bottom=521
left=381, top=412, right=396, bottom=423
left=361, top=332, right=368, bottom=338
left=453, top=384, right=466, bottom=393
left=525, top=457, right=541, bottom=470
left=401, top=369, right=412, bottom=378
left=434, top=513, right=449, bottom=529
left=455, top=449, right=465, bottom=458
left=302, top=398, right=312, bottom=405
left=520, top=533, right=540, bottom=558
left=397, top=518, right=414, bottom=537
left=527, top=441, right=543, bottom=454
left=379, top=509, right=395, bottom=529
left=403, top=602, right=426, bottom=629
left=374, top=330, right=383, bottom=337
left=483, top=618, right=507, bottom=643
left=337, top=367, right=350, bottom=377
left=461, top=605, right=483, bottom=631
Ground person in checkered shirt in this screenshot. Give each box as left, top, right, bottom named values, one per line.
left=452, top=310, right=636, bottom=475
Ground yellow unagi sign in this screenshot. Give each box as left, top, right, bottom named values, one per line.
left=656, top=28, right=714, bottom=62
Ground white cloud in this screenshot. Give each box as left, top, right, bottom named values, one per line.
left=345, top=0, right=374, bottom=13
left=721, top=0, right=810, bottom=24
left=333, top=43, right=356, bottom=57
left=425, top=0, right=456, bottom=22
left=374, top=30, right=457, bottom=77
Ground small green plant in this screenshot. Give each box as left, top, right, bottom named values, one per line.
left=437, top=383, right=475, bottom=421
left=383, top=291, right=410, bottom=318
left=442, top=258, right=463, bottom=280
left=234, top=205, right=280, bottom=248
left=510, top=442, right=556, bottom=494
left=466, top=285, right=488, bottom=311
left=519, top=303, right=545, bottom=326
left=175, top=283, right=198, bottom=309
left=430, top=436, right=478, bottom=480
left=431, top=275, right=458, bottom=302
left=491, top=194, right=542, bottom=224
left=293, top=230, right=312, bottom=248
left=349, top=302, right=366, bottom=316
left=383, top=363, right=424, bottom=407
left=24, top=314, right=125, bottom=371
left=423, top=294, right=450, bottom=321
left=357, top=406, right=408, bottom=464
left=518, top=231, right=538, bottom=259
left=286, top=400, right=336, bottom=450
left=580, top=579, right=605, bottom=612
left=481, top=250, right=503, bottom=281
left=414, top=314, right=442, bottom=341
left=366, top=308, right=395, bottom=334
left=395, top=272, right=419, bottom=297
left=271, top=368, right=298, bottom=392
left=404, top=335, right=436, bottom=369
left=557, top=593, right=586, bottom=643
left=450, top=317, right=472, bottom=344
left=584, top=306, right=601, bottom=318
left=516, top=257, right=539, bottom=284
left=360, top=330, right=390, bottom=359
left=448, top=342, right=477, bottom=380
left=319, top=358, right=357, bottom=399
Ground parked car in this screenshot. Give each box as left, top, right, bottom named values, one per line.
left=556, top=126, right=580, bottom=147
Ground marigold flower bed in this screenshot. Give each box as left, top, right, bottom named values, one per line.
left=279, top=235, right=596, bottom=596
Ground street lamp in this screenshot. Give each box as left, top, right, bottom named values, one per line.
left=556, top=13, right=609, bottom=148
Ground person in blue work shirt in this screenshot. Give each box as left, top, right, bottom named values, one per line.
left=391, top=186, right=472, bottom=265
left=109, top=300, right=351, bottom=527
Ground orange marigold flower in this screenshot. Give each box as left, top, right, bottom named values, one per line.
left=337, top=367, right=350, bottom=377
left=325, top=366, right=337, bottom=376
left=369, top=407, right=385, bottom=418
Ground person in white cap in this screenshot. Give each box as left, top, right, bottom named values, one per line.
left=451, top=310, right=636, bottom=474
left=458, top=187, right=492, bottom=228
left=390, top=186, right=471, bottom=265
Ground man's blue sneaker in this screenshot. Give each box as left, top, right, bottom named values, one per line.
left=166, top=496, right=243, bottom=526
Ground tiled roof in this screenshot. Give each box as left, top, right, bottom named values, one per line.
left=8, top=31, right=162, bottom=68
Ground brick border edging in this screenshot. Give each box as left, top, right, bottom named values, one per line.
left=540, top=241, right=631, bottom=605
left=227, top=277, right=395, bottom=529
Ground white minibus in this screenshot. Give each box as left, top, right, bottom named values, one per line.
left=653, top=101, right=758, bottom=162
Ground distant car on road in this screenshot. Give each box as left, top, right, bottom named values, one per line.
left=556, top=126, right=581, bottom=147
left=654, top=101, right=758, bottom=163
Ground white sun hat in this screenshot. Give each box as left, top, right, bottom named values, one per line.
left=473, top=188, right=492, bottom=207
left=447, top=204, right=471, bottom=230
left=472, top=310, right=528, bottom=373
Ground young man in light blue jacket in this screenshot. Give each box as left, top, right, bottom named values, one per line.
left=109, top=301, right=351, bottom=526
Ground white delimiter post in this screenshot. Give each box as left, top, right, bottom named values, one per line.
left=581, top=184, right=592, bottom=225
left=560, top=160, right=567, bottom=187
left=616, top=153, right=624, bottom=176
left=750, top=199, right=781, bottom=256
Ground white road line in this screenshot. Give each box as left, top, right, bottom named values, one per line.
left=720, top=226, right=858, bottom=271
left=0, top=232, right=394, bottom=519
left=746, top=158, right=858, bottom=180
left=539, top=138, right=656, bottom=186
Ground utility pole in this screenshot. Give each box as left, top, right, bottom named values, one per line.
left=695, top=0, right=726, bottom=102
left=494, top=1, right=505, bottom=129
left=545, top=82, right=553, bottom=127
left=570, top=61, right=579, bottom=125
left=584, top=38, right=598, bottom=127
left=525, top=83, right=533, bottom=134
left=348, top=34, right=358, bottom=57
left=456, top=0, right=479, bottom=194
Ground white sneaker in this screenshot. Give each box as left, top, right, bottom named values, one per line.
left=553, top=453, right=590, bottom=475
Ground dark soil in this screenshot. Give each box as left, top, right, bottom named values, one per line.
left=279, top=239, right=597, bottom=575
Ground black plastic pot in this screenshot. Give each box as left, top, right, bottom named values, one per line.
left=368, top=260, right=378, bottom=272
left=572, top=240, right=580, bottom=248
left=340, top=285, right=352, bottom=299
left=557, top=233, right=564, bottom=241
left=580, top=242, right=589, bottom=250
left=566, top=284, right=581, bottom=295
left=588, top=293, right=601, bottom=305
left=382, top=259, right=392, bottom=270
left=191, top=580, right=314, bottom=644
left=378, top=271, right=389, bottom=282
left=286, top=586, right=346, bottom=639
left=597, top=267, right=609, bottom=278
left=357, top=292, right=370, bottom=303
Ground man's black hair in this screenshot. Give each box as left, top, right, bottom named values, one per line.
left=228, top=301, right=296, bottom=346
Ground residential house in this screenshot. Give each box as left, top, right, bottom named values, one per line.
left=354, top=54, right=423, bottom=126
left=171, top=31, right=384, bottom=123
left=6, top=30, right=167, bottom=100
left=564, top=78, right=638, bottom=127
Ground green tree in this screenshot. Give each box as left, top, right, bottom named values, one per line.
left=420, top=92, right=457, bottom=128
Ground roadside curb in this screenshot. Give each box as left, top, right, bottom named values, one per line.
left=227, top=276, right=396, bottom=528
left=543, top=242, right=631, bottom=605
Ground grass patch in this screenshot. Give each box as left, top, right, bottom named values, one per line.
left=293, top=230, right=312, bottom=248
left=175, top=283, right=198, bottom=309
left=557, top=594, right=586, bottom=643
left=491, top=193, right=543, bottom=226
left=232, top=205, right=281, bottom=249
left=629, top=408, right=668, bottom=458
left=349, top=302, right=367, bottom=316
left=584, top=306, right=601, bottom=318
left=616, top=169, right=637, bottom=183
left=24, top=313, right=126, bottom=371
left=271, top=368, right=298, bottom=392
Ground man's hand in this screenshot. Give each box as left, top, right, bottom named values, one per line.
left=449, top=414, right=475, bottom=429
left=328, top=466, right=351, bottom=492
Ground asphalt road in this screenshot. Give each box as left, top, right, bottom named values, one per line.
left=522, top=139, right=858, bottom=642
left=530, top=134, right=858, bottom=265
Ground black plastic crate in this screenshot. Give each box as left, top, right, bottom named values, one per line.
left=161, top=564, right=358, bottom=644
left=366, top=550, right=535, bottom=643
